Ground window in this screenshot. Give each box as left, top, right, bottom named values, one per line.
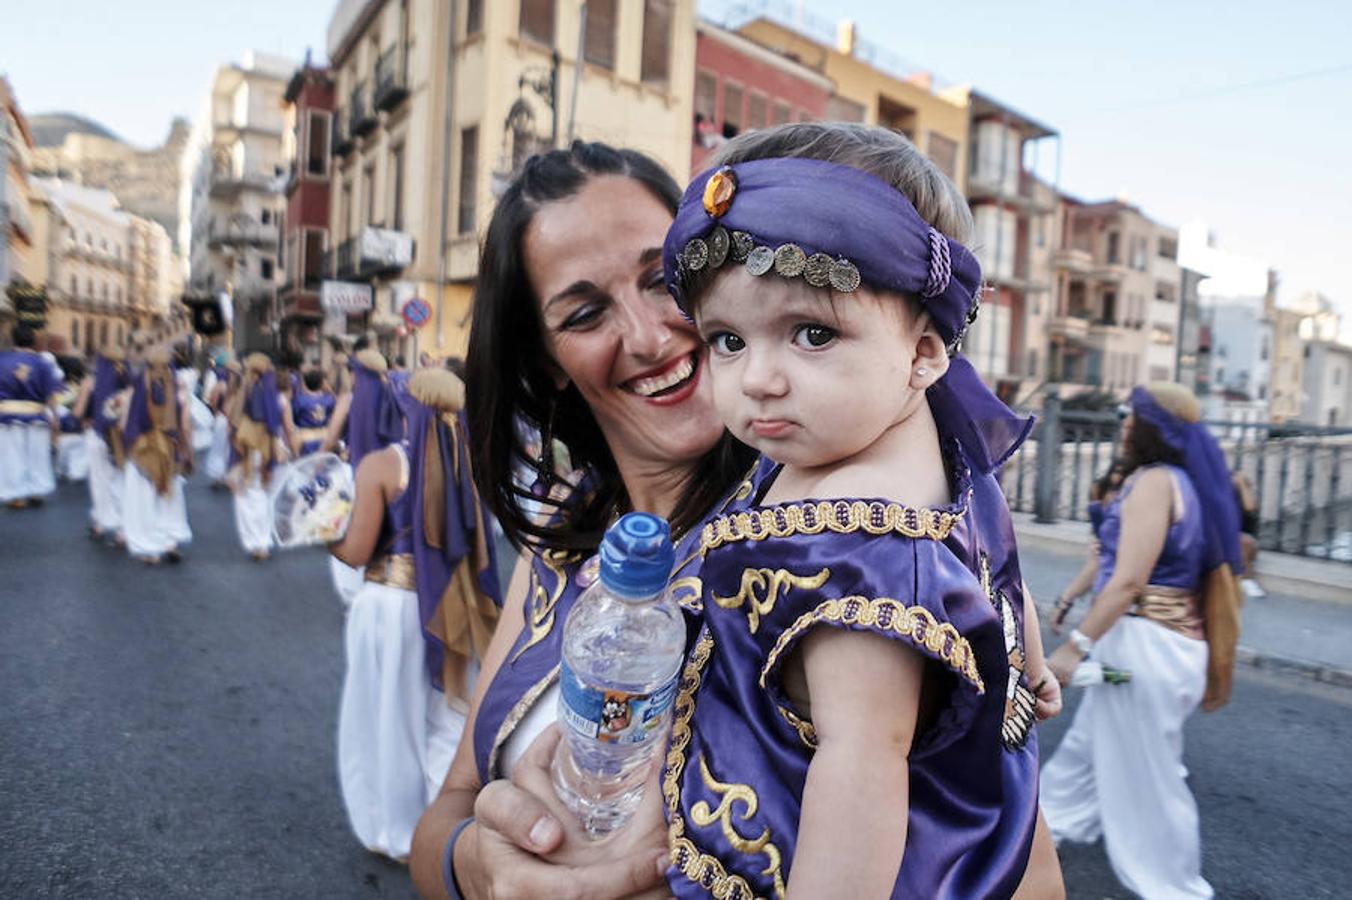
left=722, top=83, right=743, bottom=139
left=520, top=0, right=555, bottom=46
left=747, top=92, right=768, bottom=130
left=261, top=209, right=272, bottom=225
left=340, top=181, right=353, bottom=240
left=262, top=258, right=275, bottom=280
left=307, top=111, right=330, bottom=176
left=824, top=94, right=866, bottom=123
left=364, top=164, right=377, bottom=227
left=466, top=0, right=483, bottom=35
left=926, top=132, right=959, bottom=181
left=1027, top=348, right=1038, bottom=377
left=1106, top=231, right=1120, bottom=264
left=71, top=319, right=79, bottom=348
left=458, top=125, right=479, bottom=234
left=102, top=283, right=109, bottom=300
left=303, top=230, right=326, bottom=287
left=771, top=101, right=792, bottom=126
left=69, top=274, right=77, bottom=294
left=116, top=324, right=123, bottom=346
left=583, top=0, right=616, bottom=69
left=641, top=0, right=673, bottom=87
left=100, top=321, right=109, bottom=348
left=85, top=320, right=94, bottom=351
left=694, top=71, right=717, bottom=121
left=390, top=144, right=406, bottom=231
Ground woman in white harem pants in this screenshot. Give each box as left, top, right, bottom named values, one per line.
left=228, top=354, right=285, bottom=561
left=120, top=350, right=193, bottom=563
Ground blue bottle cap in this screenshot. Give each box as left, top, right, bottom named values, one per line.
left=598, top=512, right=674, bottom=599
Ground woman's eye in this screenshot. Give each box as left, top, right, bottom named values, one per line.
left=708, top=332, right=746, bottom=355
left=792, top=324, right=837, bottom=349
left=642, top=269, right=666, bottom=292
left=560, top=304, right=603, bottom=330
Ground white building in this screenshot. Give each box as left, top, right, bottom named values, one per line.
left=179, top=51, right=294, bottom=352
left=1301, top=340, right=1352, bottom=427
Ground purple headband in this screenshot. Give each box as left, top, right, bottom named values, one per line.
left=1129, top=387, right=1242, bottom=574
left=663, top=157, right=1030, bottom=474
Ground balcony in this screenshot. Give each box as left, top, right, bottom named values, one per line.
left=1052, top=247, right=1093, bottom=272
left=349, top=82, right=377, bottom=137
left=355, top=226, right=413, bottom=277
left=213, top=118, right=283, bottom=139
left=209, top=166, right=278, bottom=197
left=1048, top=313, right=1091, bottom=344
left=207, top=220, right=279, bottom=249
left=332, top=115, right=354, bottom=157
left=374, top=46, right=409, bottom=112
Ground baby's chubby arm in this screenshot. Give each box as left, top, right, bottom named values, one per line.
left=787, top=628, right=923, bottom=899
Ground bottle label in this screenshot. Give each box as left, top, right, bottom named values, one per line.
left=558, top=663, right=678, bottom=745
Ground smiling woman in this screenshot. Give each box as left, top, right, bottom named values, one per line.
left=408, top=141, right=757, bottom=900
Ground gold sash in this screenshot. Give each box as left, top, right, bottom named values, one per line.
left=0, top=400, right=46, bottom=415
left=1129, top=585, right=1204, bottom=641
left=364, top=553, right=416, bottom=590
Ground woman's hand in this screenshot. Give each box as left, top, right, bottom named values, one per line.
left=1046, top=642, right=1085, bottom=688
left=1048, top=598, right=1072, bottom=636
left=456, top=725, right=669, bottom=899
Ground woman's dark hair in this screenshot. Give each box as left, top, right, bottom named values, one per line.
left=467, top=140, right=754, bottom=553
left=302, top=369, right=324, bottom=392
left=1090, top=458, right=1128, bottom=502
left=1122, top=417, right=1184, bottom=474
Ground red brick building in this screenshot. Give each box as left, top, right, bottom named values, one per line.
left=279, top=63, right=335, bottom=362
left=691, top=21, right=833, bottom=174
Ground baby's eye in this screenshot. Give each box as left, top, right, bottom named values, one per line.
left=792, top=324, right=837, bottom=349
left=707, top=332, right=746, bottom=355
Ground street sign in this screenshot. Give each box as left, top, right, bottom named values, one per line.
left=321, top=280, right=373, bottom=313
left=401, top=297, right=432, bottom=330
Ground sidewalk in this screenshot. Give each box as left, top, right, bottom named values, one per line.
left=1013, top=512, right=1352, bottom=688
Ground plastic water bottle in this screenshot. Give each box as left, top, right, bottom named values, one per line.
left=552, top=512, right=686, bottom=838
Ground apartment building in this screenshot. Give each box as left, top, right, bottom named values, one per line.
left=733, top=13, right=968, bottom=187
left=940, top=88, right=1057, bottom=401
left=325, top=0, right=696, bottom=357
left=180, top=52, right=293, bottom=353
left=279, top=62, right=336, bottom=362
left=1048, top=199, right=1182, bottom=398
left=1301, top=339, right=1352, bottom=427
left=690, top=19, right=832, bottom=174
left=2, top=76, right=42, bottom=337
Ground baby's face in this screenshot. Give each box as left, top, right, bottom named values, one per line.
left=695, top=268, right=924, bottom=469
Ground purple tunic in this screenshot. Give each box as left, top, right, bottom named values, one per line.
left=1094, top=464, right=1205, bottom=594
left=346, top=362, right=403, bottom=469
left=291, top=390, right=337, bottom=455
left=0, top=349, right=59, bottom=424
left=91, top=355, right=129, bottom=444
left=667, top=445, right=1038, bottom=899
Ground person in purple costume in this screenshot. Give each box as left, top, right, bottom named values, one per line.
left=285, top=368, right=338, bottom=457
left=227, top=353, right=286, bottom=561
left=659, top=123, right=1064, bottom=899
left=75, top=345, right=130, bottom=542
left=0, top=324, right=61, bottom=509
left=329, top=368, right=503, bottom=862
left=1041, top=383, right=1243, bottom=900
left=120, top=348, right=193, bottom=564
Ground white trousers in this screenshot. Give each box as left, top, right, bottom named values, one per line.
left=86, top=431, right=125, bottom=535
left=329, top=556, right=365, bottom=610
left=0, top=422, right=55, bottom=502
left=337, top=582, right=469, bottom=859
left=232, top=465, right=274, bottom=554
left=56, top=431, right=88, bottom=481
left=1040, top=616, right=1213, bottom=900
left=122, top=466, right=191, bottom=558
left=205, top=413, right=230, bottom=482
left=189, top=395, right=215, bottom=452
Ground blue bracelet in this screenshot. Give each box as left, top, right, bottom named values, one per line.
left=442, top=816, right=475, bottom=900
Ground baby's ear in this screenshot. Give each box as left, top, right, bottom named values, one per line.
left=910, top=316, right=950, bottom=388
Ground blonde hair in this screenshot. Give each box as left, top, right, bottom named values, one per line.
left=709, top=121, right=973, bottom=243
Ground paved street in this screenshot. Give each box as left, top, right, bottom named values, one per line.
left=3, top=477, right=1351, bottom=898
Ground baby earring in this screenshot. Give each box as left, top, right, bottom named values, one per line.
left=916, top=366, right=929, bottom=378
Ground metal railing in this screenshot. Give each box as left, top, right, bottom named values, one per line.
left=999, top=395, right=1352, bottom=563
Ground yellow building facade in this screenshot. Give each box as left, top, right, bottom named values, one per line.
left=734, top=17, right=969, bottom=190
left=326, top=0, right=695, bottom=358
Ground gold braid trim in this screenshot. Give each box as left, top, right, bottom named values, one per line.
left=701, top=499, right=962, bottom=555
left=510, top=550, right=574, bottom=663
left=665, top=630, right=764, bottom=900
left=486, top=664, right=560, bottom=780
left=759, top=596, right=985, bottom=695
left=690, top=755, right=787, bottom=900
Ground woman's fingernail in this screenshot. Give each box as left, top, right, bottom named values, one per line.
left=529, top=816, right=560, bottom=848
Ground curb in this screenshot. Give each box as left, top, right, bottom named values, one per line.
left=1236, top=645, right=1352, bottom=689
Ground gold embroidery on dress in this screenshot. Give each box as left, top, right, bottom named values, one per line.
left=775, top=705, right=818, bottom=750
left=760, top=596, right=985, bottom=694
left=487, top=664, right=560, bottom=779
left=690, top=755, right=788, bottom=900
left=713, top=567, right=830, bottom=634
left=701, top=499, right=962, bottom=555
left=665, top=630, right=763, bottom=900
left=510, top=550, right=574, bottom=663
left=669, top=575, right=705, bottom=612
left=979, top=554, right=1035, bottom=750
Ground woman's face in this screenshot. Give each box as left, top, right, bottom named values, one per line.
left=524, top=176, right=723, bottom=475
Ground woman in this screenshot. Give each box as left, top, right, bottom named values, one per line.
left=1050, top=460, right=1127, bottom=634
left=330, top=368, right=502, bottom=862
left=228, top=353, right=285, bottom=561
left=81, top=345, right=129, bottom=544
left=121, top=348, right=193, bottom=564
left=1041, top=383, right=1243, bottom=899
left=285, top=368, right=338, bottom=457
left=203, top=353, right=238, bottom=489
left=410, top=141, right=1062, bottom=899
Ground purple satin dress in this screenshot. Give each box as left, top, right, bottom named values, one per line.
left=668, top=443, right=1038, bottom=899
left=291, top=390, right=337, bottom=455
left=1094, top=464, right=1204, bottom=593
left=0, top=349, right=59, bottom=423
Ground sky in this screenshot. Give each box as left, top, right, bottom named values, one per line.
left=3, top=0, right=1349, bottom=326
